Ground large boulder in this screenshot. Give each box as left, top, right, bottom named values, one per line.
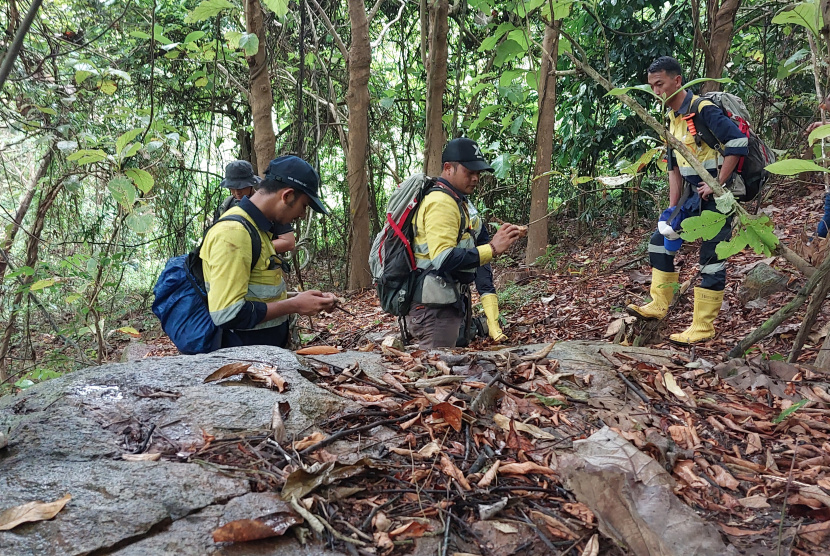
left=0, top=346, right=350, bottom=556
left=738, top=262, right=788, bottom=305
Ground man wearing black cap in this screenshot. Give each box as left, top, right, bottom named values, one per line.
left=215, top=160, right=296, bottom=254
left=407, top=138, right=522, bottom=348
left=201, top=155, right=337, bottom=348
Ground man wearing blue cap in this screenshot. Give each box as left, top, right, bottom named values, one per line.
left=407, top=138, right=522, bottom=348
left=201, top=155, right=337, bottom=348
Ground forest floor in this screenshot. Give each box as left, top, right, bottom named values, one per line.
left=127, top=178, right=830, bottom=555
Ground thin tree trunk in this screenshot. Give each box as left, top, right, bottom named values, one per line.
left=345, top=0, right=372, bottom=289
left=701, top=0, right=741, bottom=94
left=0, top=140, right=55, bottom=284
left=423, top=0, right=448, bottom=176
left=788, top=271, right=830, bottom=362
left=526, top=21, right=560, bottom=265
left=0, top=180, right=63, bottom=382
left=245, top=0, right=276, bottom=175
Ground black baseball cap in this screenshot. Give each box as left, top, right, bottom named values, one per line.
left=221, top=160, right=262, bottom=189
left=265, top=155, right=329, bottom=215
left=441, top=138, right=494, bottom=172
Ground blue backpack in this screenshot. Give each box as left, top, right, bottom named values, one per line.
left=152, top=215, right=262, bottom=354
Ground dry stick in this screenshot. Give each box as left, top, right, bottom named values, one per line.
left=729, top=252, right=830, bottom=358
left=788, top=267, right=830, bottom=362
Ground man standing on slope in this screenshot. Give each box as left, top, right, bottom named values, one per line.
left=407, top=138, right=522, bottom=348
left=201, top=155, right=337, bottom=348
left=627, top=56, right=748, bottom=344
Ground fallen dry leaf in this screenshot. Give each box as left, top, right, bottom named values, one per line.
left=432, top=402, right=463, bottom=432
left=0, top=493, right=72, bottom=531
left=296, top=346, right=340, bottom=355
left=389, top=520, right=430, bottom=540
left=530, top=510, right=578, bottom=539
left=121, top=453, right=161, bottom=462
left=204, top=362, right=252, bottom=383
left=719, top=524, right=772, bottom=537
left=494, top=413, right=556, bottom=440
left=562, top=502, right=595, bottom=524
left=293, top=432, right=326, bottom=451
left=439, top=454, right=471, bottom=490
left=737, top=495, right=770, bottom=509
left=212, top=511, right=303, bottom=542
left=490, top=521, right=520, bottom=534
left=498, top=461, right=556, bottom=476
left=710, top=466, right=739, bottom=490
left=799, top=520, right=830, bottom=545
left=477, top=460, right=500, bottom=488
left=663, top=372, right=686, bottom=398
left=581, top=533, right=599, bottom=556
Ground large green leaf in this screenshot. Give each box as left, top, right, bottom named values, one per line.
left=491, top=153, right=512, bottom=180
left=715, top=234, right=749, bottom=259
left=494, top=40, right=525, bottom=67
left=766, top=159, right=828, bottom=175
left=116, top=129, right=143, bottom=156
left=125, top=168, right=155, bottom=193
left=126, top=207, right=154, bottom=234
left=808, top=124, right=830, bottom=145
left=67, top=149, right=107, bottom=165
left=239, top=33, right=259, bottom=56
left=478, top=22, right=516, bottom=53
left=262, top=0, right=289, bottom=18
left=185, top=0, right=234, bottom=23
left=680, top=210, right=728, bottom=242
left=772, top=3, right=819, bottom=37
left=741, top=214, right=779, bottom=256
left=107, top=176, right=136, bottom=210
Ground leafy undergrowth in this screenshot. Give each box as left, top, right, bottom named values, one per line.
left=133, top=180, right=830, bottom=554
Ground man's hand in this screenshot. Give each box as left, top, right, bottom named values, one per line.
left=490, top=223, right=522, bottom=256
left=697, top=182, right=713, bottom=201
left=292, top=291, right=338, bottom=316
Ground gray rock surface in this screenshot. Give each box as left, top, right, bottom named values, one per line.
left=0, top=346, right=348, bottom=556
left=738, top=262, right=788, bottom=304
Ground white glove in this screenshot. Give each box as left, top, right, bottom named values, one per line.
left=658, top=220, right=681, bottom=240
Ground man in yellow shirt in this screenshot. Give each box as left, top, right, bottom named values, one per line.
left=201, top=156, right=337, bottom=348
left=407, top=138, right=522, bottom=348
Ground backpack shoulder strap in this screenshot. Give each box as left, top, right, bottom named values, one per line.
left=216, top=214, right=263, bottom=272
left=689, top=96, right=724, bottom=154
left=425, top=181, right=470, bottom=242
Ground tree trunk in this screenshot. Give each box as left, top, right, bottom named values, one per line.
left=526, top=21, right=560, bottom=265
left=0, top=179, right=63, bottom=382
left=245, top=0, right=276, bottom=175
left=345, top=0, right=372, bottom=290
left=423, top=0, right=448, bottom=176
left=700, top=0, right=741, bottom=94
left=0, top=140, right=55, bottom=284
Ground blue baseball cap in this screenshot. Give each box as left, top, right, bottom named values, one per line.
left=264, top=155, right=328, bottom=215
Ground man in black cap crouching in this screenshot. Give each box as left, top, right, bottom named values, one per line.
left=406, top=138, right=522, bottom=349
left=201, top=155, right=337, bottom=348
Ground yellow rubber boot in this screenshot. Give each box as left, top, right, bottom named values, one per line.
left=626, top=269, right=679, bottom=320
left=669, top=287, right=724, bottom=345
left=481, top=294, right=507, bottom=342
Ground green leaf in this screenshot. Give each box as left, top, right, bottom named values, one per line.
left=478, top=22, right=516, bottom=52
left=772, top=3, right=819, bottom=37
left=126, top=208, right=154, bottom=234
left=116, top=129, right=143, bottom=155
left=195, top=77, right=209, bottom=87
left=117, top=326, right=141, bottom=336
left=107, top=176, right=137, bottom=210
left=715, top=234, right=749, bottom=259
left=808, top=124, right=830, bottom=145
left=541, top=0, right=574, bottom=19
left=100, top=80, right=117, bottom=95
left=714, top=190, right=736, bottom=214
left=379, top=96, right=395, bottom=109
left=494, top=39, right=525, bottom=66
left=106, top=69, right=131, bottom=82
left=529, top=393, right=567, bottom=407
left=262, top=0, right=289, bottom=18
left=66, top=149, right=107, bottom=165
left=572, top=176, right=593, bottom=185
left=75, top=70, right=92, bottom=84
left=184, top=31, right=205, bottom=43
left=499, top=69, right=522, bottom=87
left=491, top=153, right=512, bottom=180
left=680, top=210, right=728, bottom=241
left=125, top=168, right=154, bottom=193
left=65, top=293, right=82, bottom=304
left=525, top=69, right=538, bottom=91
left=185, top=0, right=234, bottom=23
left=29, top=278, right=56, bottom=291
left=505, top=29, right=529, bottom=50
left=130, top=31, right=150, bottom=39
left=35, top=105, right=57, bottom=115
left=509, top=114, right=524, bottom=135
left=607, top=83, right=654, bottom=97
left=224, top=31, right=242, bottom=49
left=766, top=159, right=829, bottom=175
left=122, top=142, right=142, bottom=159
left=773, top=399, right=808, bottom=424
left=740, top=214, right=779, bottom=256
left=239, top=33, right=259, bottom=56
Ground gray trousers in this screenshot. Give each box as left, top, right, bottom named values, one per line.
left=405, top=304, right=463, bottom=349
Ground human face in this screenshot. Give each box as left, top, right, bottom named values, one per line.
left=231, top=186, right=254, bottom=201
left=283, top=190, right=311, bottom=222
left=647, top=70, right=683, bottom=110
left=444, top=163, right=481, bottom=195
